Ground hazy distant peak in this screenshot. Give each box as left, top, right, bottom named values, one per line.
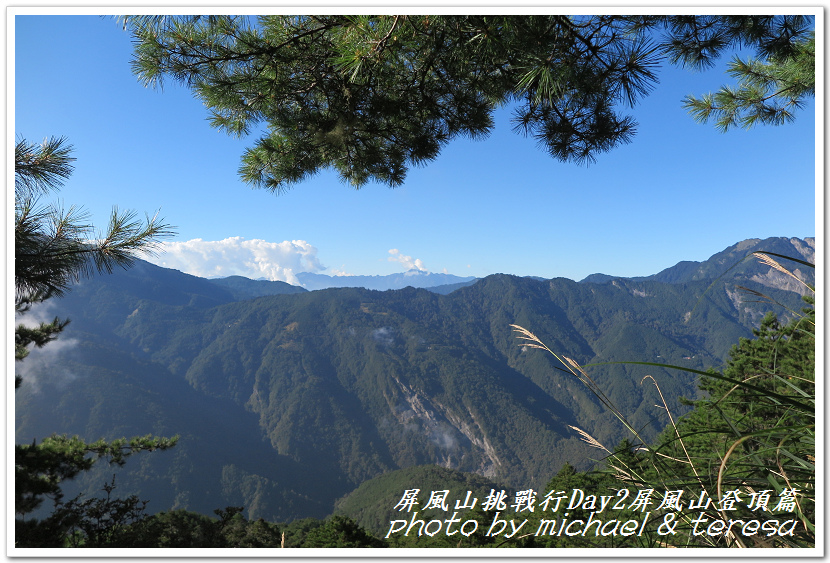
left=295, top=271, right=477, bottom=292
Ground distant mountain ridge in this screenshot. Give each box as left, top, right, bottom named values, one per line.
left=581, top=237, right=815, bottom=294
left=15, top=236, right=814, bottom=525
left=211, top=237, right=814, bottom=294
left=295, top=270, right=478, bottom=292
left=209, top=275, right=308, bottom=300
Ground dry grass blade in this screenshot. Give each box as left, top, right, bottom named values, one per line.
left=568, top=425, right=610, bottom=453
left=511, top=324, right=562, bottom=355
left=734, top=285, right=778, bottom=305
left=607, top=463, right=635, bottom=482
left=642, top=375, right=703, bottom=484
left=563, top=356, right=589, bottom=378
left=510, top=324, right=547, bottom=347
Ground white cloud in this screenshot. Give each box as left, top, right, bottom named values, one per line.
left=150, top=237, right=325, bottom=285
left=370, top=326, right=395, bottom=345
left=388, top=248, right=428, bottom=272
left=16, top=301, right=79, bottom=393
left=16, top=299, right=60, bottom=329
left=16, top=336, right=80, bottom=394
left=329, top=265, right=355, bottom=277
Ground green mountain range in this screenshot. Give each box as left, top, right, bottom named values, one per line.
left=14, top=237, right=813, bottom=524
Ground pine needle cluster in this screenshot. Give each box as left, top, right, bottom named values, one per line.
left=121, top=15, right=814, bottom=191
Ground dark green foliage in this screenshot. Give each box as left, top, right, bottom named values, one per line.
left=278, top=517, right=325, bottom=547
left=16, top=434, right=175, bottom=515
left=221, top=516, right=283, bottom=548
left=59, top=476, right=150, bottom=548
left=211, top=506, right=284, bottom=548
left=121, top=15, right=812, bottom=190
left=684, top=32, right=814, bottom=130
left=334, top=464, right=503, bottom=536
left=669, top=306, right=814, bottom=460
left=645, top=301, right=815, bottom=547
left=129, top=509, right=221, bottom=547
left=104, top=506, right=283, bottom=547
left=14, top=433, right=177, bottom=547
left=303, top=515, right=386, bottom=548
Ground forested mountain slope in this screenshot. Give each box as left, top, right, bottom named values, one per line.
left=15, top=238, right=812, bottom=523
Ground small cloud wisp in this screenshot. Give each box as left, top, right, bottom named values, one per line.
left=388, top=249, right=428, bottom=272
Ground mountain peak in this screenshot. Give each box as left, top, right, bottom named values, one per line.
left=579, top=236, right=815, bottom=295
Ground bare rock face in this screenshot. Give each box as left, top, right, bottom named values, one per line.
left=790, top=237, right=816, bottom=262
left=749, top=268, right=813, bottom=296
left=748, top=237, right=815, bottom=296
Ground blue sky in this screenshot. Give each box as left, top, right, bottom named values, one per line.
left=13, top=13, right=818, bottom=284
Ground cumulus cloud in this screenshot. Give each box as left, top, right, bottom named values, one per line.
left=388, top=249, right=428, bottom=272
left=150, top=237, right=325, bottom=285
